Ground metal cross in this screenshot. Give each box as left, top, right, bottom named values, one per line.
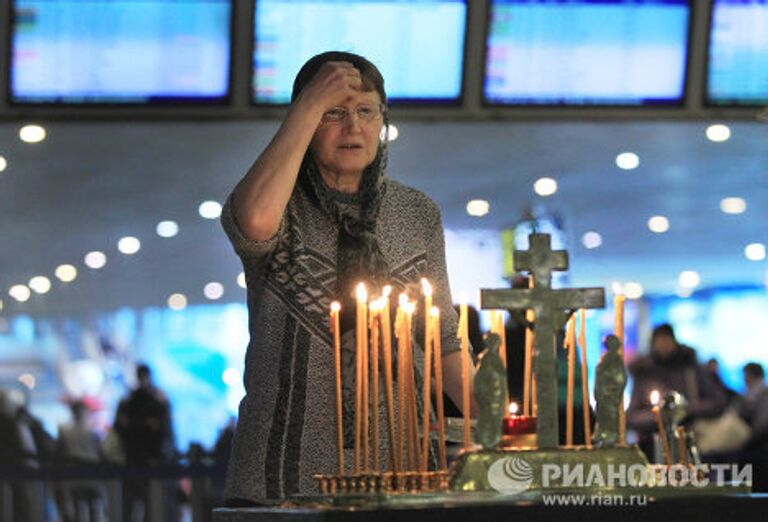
left=481, top=233, right=605, bottom=448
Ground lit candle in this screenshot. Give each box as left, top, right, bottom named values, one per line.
left=420, top=304, right=433, bottom=472
left=578, top=309, right=592, bottom=448
left=501, top=402, right=537, bottom=448
left=369, top=299, right=381, bottom=471
left=404, top=299, right=421, bottom=470
left=355, top=283, right=368, bottom=473
left=650, top=390, right=672, bottom=466
left=330, top=301, right=344, bottom=475
left=431, top=307, right=447, bottom=470
left=490, top=311, right=507, bottom=368
left=395, top=297, right=407, bottom=470
left=457, top=302, right=471, bottom=449
left=615, top=294, right=626, bottom=445
left=380, top=286, right=398, bottom=473
left=566, top=313, right=576, bottom=447
left=524, top=277, right=535, bottom=416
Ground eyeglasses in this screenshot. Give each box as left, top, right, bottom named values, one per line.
left=320, top=104, right=385, bottom=125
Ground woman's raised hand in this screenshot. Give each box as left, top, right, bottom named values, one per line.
left=293, top=61, right=363, bottom=118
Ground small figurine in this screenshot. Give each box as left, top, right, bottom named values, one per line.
left=593, top=334, right=627, bottom=447
left=474, top=333, right=509, bottom=449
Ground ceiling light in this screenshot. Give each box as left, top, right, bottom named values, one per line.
left=204, top=282, right=224, bottom=300
left=9, top=285, right=31, bottom=302
left=615, top=152, right=640, bottom=170
left=581, top=231, right=602, bottom=249
left=19, top=124, right=47, bottom=143
left=156, top=220, right=179, bottom=238
left=18, top=373, right=36, bottom=390
left=28, top=276, right=51, bottom=294
left=533, top=177, right=558, bottom=197
left=706, top=124, right=731, bottom=142
left=720, top=197, right=746, bottom=215
left=647, top=216, right=670, bottom=233
left=117, top=236, right=141, bottom=255
left=84, top=251, right=107, bottom=269
left=466, top=199, right=490, bottom=217
left=623, top=282, right=644, bottom=299
left=380, top=124, right=398, bottom=142
left=199, top=200, right=222, bottom=219
left=168, top=293, right=188, bottom=310
left=0, top=155, right=7, bottom=172
left=745, top=243, right=766, bottom=262
left=237, top=272, right=246, bottom=288
left=678, top=270, right=700, bottom=289
left=55, top=264, right=77, bottom=282
left=222, top=368, right=241, bottom=387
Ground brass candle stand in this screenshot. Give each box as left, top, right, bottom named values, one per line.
left=313, top=470, right=451, bottom=496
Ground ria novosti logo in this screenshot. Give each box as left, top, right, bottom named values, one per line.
left=487, top=456, right=535, bottom=493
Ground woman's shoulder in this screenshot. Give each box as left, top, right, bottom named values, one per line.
left=385, top=179, right=441, bottom=217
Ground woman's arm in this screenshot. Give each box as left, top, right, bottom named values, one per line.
left=232, top=62, right=363, bottom=241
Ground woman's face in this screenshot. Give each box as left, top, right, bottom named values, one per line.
left=309, top=88, right=383, bottom=183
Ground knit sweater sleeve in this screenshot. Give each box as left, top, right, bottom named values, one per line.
left=220, top=192, right=285, bottom=274
left=424, top=201, right=461, bottom=356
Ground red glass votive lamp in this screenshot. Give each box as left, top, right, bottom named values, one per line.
left=501, top=403, right=537, bottom=448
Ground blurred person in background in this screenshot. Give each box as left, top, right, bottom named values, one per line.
left=627, top=323, right=726, bottom=459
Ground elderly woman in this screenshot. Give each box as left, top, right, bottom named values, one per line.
left=221, top=51, right=473, bottom=503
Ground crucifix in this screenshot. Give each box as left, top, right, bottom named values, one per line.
left=480, top=233, right=605, bottom=448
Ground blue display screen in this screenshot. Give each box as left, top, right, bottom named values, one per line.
left=485, top=0, right=690, bottom=105
left=707, top=0, right=768, bottom=105
left=252, top=0, right=467, bottom=104
left=10, top=0, right=232, bottom=104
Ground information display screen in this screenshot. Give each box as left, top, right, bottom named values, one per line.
left=484, top=0, right=690, bottom=105
left=707, top=0, right=768, bottom=106
left=252, top=0, right=467, bottom=104
left=10, top=0, right=232, bottom=104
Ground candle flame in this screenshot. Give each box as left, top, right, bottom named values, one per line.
left=650, top=390, right=660, bottom=406
left=330, top=301, right=341, bottom=312
left=421, top=278, right=433, bottom=297
left=398, top=293, right=409, bottom=308
left=509, top=402, right=519, bottom=415
left=356, top=282, right=368, bottom=303
left=430, top=306, right=440, bottom=318
left=382, top=285, right=392, bottom=297
left=369, top=297, right=385, bottom=312
left=404, top=301, right=416, bottom=315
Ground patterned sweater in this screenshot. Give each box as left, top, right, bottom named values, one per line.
left=221, top=177, right=461, bottom=502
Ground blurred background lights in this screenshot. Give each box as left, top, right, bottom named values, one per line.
left=55, top=264, right=77, bottom=282
left=745, top=243, right=766, bottom=261
left=19, top=124, right=47, bottom=143
left=198, top=200, right=222, bottom=219
left=647, top=215, right=670, bottom=233
left=720, top=197, right=746, bottom=215
left=465, top=199, right=490, bottom=217
left=623, top=282, right=644, bottom=299
left=0, top=155, right=7, bottom=172
left=380, top=123, right=398, bottom=142
left=222, top=368, right=241, bottom=387
left=706, top=124, right=731, bottom=142
left=237, top=272, right=246, bottom=289
left=156, top=220, right=179, bottom=238
left=678, top=270, right=701, bottom=288
left=28, top=276, right=51, bottom=294
left=117, top=236, right=141, bottom=255
left=18, top=373, right=36, bottom=390
left=615, top=152, right=640, bottom=170
left=533, top=177, right=558, bottom=196
left=84, top=251, right=107, bottom=269
left=168, top=293, right=188, bottom=310
left=204, top=282, right=224, bottom=300
left=9, top=284, right=31, bottom=302
left=582, top=231, right=603, bottom=249
left=0, top=299, right=3, bottom=312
